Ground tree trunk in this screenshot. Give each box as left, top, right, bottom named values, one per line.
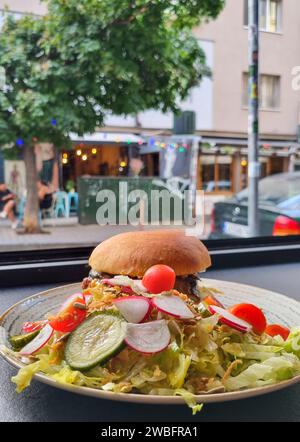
left=23, top=144, right=41, bottom=233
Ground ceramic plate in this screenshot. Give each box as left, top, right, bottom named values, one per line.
left=1, top=279, right=300, bottom=404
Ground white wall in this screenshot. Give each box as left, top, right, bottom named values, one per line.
left=105, top=39, right=214, bottom=131
left=0, top=0, right=46, bottom=14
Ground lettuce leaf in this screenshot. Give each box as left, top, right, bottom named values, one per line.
left=11, top=355, right=61, bottom=393
left=222, top=342, right=282, bottom=361
left=284, top=328, right=300, bottom=358
left=169, top=353, right=191, bottom=389
left=148, top=387, right=203, bottom=415
left=175, top=389, right=203, bottom=415
left=224, top=354, right=300, bottom=391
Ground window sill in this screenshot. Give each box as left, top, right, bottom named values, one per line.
left=1, top=237, right=300, bottom=287
left=243, top=26, right=283, bottom=35
left=242, top=106, right=281, bottom=113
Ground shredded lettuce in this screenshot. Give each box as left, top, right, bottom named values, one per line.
left=148, top=387, right=203, bottom=414
left=7, top=295, right=300, bottom=417
left=224, top=354, right=300, bottom=391
left=169, top=354, right=191, bottom=389
left=11, top=355, right=61, bottom=393
left=284, top=328, right=300, bottom=358
left=174, top=389, right=203, bottom=415
left=222, top=342, right=282, bottom=361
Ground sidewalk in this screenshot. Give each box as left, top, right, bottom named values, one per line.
left=0, top=219, right=210, bottom=251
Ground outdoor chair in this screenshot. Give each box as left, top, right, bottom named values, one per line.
left=53, top=191, right=70, bottom=218
left=68, top=191, right=78, bottom=216
left=17, top=196, right=26, bottom=225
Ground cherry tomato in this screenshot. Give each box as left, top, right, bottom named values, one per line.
left=265, top=324, right=290, bottom=341
left=228, top=303, right=267, bottom=335
left=203, top=295, right=224, bottom=308
left=22, top=320, right=48, bottom=333
left=49, top=294, right=86, bottom=333
left=142, top=265, right=176, bottom=294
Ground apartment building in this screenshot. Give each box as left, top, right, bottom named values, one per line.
left=192, top=0, right=300, bottom=191
left=1, top=0, right=299, bottom=192
left=139, top=0, right=300, bottom=192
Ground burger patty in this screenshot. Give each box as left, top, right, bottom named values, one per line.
left=174, top=274, right=202, bottom=300
left=82, top=270, right=202, bottom=300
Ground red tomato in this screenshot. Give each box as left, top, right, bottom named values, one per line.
left=142, top=265, right=176, bottom=294
left=22, top=320, right=48, bottom=333
left=228, top=303, right=267, bottom=335
left=49, top=294, right=86, bottom=332
left=265, top=324, right=290, bottom=341
left=203, top=295, right=224, bottom=308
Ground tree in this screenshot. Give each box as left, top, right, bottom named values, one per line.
left=0, top=0, right=224, bottom=233
left=0, top=16, right=101, bottom=232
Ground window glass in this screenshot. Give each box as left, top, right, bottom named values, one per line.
left=0, top=0, right=299, bottom=255
left=242, top=73, right=280, bottom=109
left=260, top=75, right=280, bottom=109
left=244, top=0, right=282, bottom=32
left=259, top=0, right=267, bottom=30
left=269, top=0, right=281, bottom=32
left=0, top=10, right=23, bottom=29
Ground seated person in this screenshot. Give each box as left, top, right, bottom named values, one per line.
left=38, top=181, right=53, bottom=212
left=0, top=182, right=18, bottom=229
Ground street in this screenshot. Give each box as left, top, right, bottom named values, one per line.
left=0, top=218, right=211, bottom=251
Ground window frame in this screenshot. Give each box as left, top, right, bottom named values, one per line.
left=243, top=0, right=283, bottom=34
left=242, top=72, right=281, bottom=111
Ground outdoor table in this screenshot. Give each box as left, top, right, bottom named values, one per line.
left=1, top=262, right=300, bottom=422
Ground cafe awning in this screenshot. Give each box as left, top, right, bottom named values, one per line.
left=201, top=136, right=297, bottom=149
left=70, top=132, right=144, bottom=145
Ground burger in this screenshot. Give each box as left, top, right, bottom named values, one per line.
left=82, top=229, right=211, bottom=300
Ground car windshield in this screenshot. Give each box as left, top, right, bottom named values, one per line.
left=236, top=173, right=300, bottom=207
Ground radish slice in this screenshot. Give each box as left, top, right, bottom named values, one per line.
left=22, top=320, right=48, bottom=333
left=208, top=305, right=252, bottom=333
left=125, top=320, right=170, bottom=354
left=19, top=324, right=54, bottom=355
left=152, top=294, right=194, bottom=319
left=59, top=293, right=85, bottom=313
left=113, top=296, right=152, bottom=323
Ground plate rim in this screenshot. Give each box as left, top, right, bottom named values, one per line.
left=1, top=279, right=300, bottom=404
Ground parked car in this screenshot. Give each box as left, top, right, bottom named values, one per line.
left=210, top=172, right=300, bottom=238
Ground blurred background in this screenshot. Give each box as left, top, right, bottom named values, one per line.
left=1, top=0, right=300, bottom=251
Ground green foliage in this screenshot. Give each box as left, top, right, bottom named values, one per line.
left=0, top=0, right=224, bottom=148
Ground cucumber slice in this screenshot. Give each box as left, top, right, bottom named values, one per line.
left=9, top=330, right=40, bottom=351
left=65, top=313, right=127, bottom=370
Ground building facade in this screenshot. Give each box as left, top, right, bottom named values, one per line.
left=1, top=0, right=300, bottom=193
